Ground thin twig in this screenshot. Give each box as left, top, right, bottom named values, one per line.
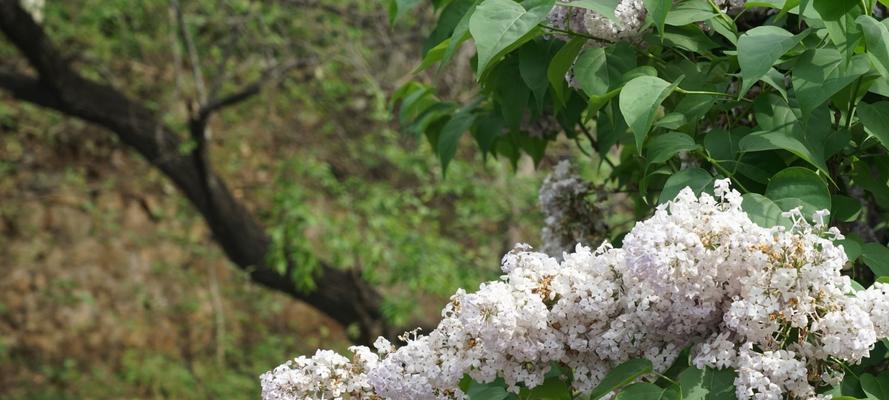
left=541, top=24, right=615, bottom=44
left=579, top=123, right=618, bottom=169
left=197, top=58, right=306, bottom=122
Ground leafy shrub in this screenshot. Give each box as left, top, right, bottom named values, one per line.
left=264, top=0, right=889, bottom=398
left=261, top=183, right=889, bottom=399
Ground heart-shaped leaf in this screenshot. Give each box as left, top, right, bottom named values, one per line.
left=764, top=167, right=831, bottom=219
left=588, top=358, right=654, bottom=400
left=619, top=76, right=676, bottom=151
left=469, top=0, right=554, bottom=75
left=737, top=26, right=807, bottom=95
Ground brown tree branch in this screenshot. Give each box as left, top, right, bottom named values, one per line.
left=0, top=0, right=389, bottom=344
left=196, top=59, right=307, bottom=126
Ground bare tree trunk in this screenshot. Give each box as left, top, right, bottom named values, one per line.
left=0, top=0, right=389, bottom=345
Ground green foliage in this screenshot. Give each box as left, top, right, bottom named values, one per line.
left=589, top=358, right=654, bottom=400
left=401, top=0, right=889, bottom=271
left=659, top=167, right=713, bottom=203
left=265, top=131, right=542, bottom=325
left=737, top=26, right=807, bottom=96
left=861, top=371, right=889, bottom=400
left=396, top=0, right=889, bottom=396
left=677, top=366, right=736, bottom=400
left=456, top=359, right=742, bottom=400
left=643, top=0, right=672, bottom=37
left=267, top=164, right=320, bottom=292
left=857, top=101, right=889, bottom=151
left=619, top=76, right=677, bottom=150
left=742, top=193, right=793, bottom=229
left=863, top=242, right=889, bottom=276
left=469, top=0, right=555, bottom=75
left=764, top=167, right=831, bottom=218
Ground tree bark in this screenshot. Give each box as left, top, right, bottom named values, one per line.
left=0, top=0, right=388, bottom=344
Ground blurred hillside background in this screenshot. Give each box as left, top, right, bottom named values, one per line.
left=0, top=0, right=581, bottom=398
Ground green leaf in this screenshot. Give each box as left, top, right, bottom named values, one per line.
left=819, top=4, right=862, bottom=57
left=409, top=102, right=456, bottom=137
left=519, top=41, right=553, bottom=112
left=832, top=194, right=863, bottom=223
left=860, top=372, right=889, bottom=400
left=575, top=43, right=637, bottom=96
left=746, top=0, right=796, bottom=9
left=734, top=153, right=791, bottom=185
left=675, top=91, right=718, bottom=122
left=441, top=0, right=480, bottom=68
left=548, top=37, right=587, bottom=106
left=574, top=47, right=611, bottom=96
left=703, top=128, right=740, bottom=162
left=438, top=109, right=477, bottom=174
left=619, top=76, right=676, bottom=151
left=522, top=376, right=573, bottom=400
left=791, top=49, right=869, bottom=117
left=739, top=95, right=834, bottom=175
left=858, top=15, right=889, bottom=80
left=738, top=131, right=827, bottom=174
left=424, top=0, right=477, bottom=54
left=388, top=0, right=423, bottom=24
left=588, top=87, right=622, bottom=114
left=857, top=101, right=889, bottom=153
left=493, top=62, right=530, bottom=130
left=390, top=81, right=426, bottom=111
left=811, top=0, right=858, bottom=21
left=764, top=167, right=831, bottom=218
left=868, top=75, right=889, bottom=97
left=665, top=0, right=715, bottom=26
left=472, top=112, right=504, bottom=154
left=837, top=237, right=863, bottom=262
left=852, top=157, right=889, bottom=209
left=597, top=101, right=629, bottom=156
left=797, top=0, right=810, bottom=14
left=644, top=0, right=672, bottom=36
left=742, top=193, right=793, bottom=229
left=862, top=244, right=889, bottom=277
left=415, top=39, right=451, bottom=73
left=588, top=358, right=654, bottom=400
left=641, top=165, right=674, bottom=201
left=654, top=113, right=688, bottom=129
left=622, top=66, right=658, bottom=82
left=660, top=167, right=714, bottom=204
left=615, top=383, right=679, bottom=400
left=737, top=26, right=807, bottom=96
left=469, top=0, right=554, bottom=75
left=707, top=13, right=737, bottom=44
left=466, top=380, right=511, bottom=400
left=762, top=68, right=789, bottom=102
left=663, top=24, right=719, bottom=53
left=646, top=131, right=699, bottom=163
left=517, top=133, right=549, bottom=165
left=398, top=88, right=437, bottom=126
left=678, top=367, right=737, bottom=400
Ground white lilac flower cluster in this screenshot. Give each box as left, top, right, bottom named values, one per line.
left=262, top=180, right=889, bottom=400
left=546, top=0, right=647, bottom=44
left=260, top=347, right=379, bottom=399
left=538, top=160, right=606, bottom=258
left=547, top=0, right=748, bottom=86
left=546, top=0, right=748, bottom=44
